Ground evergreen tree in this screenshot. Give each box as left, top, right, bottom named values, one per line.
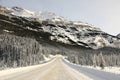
left=99, top=52, right=105, bottom=69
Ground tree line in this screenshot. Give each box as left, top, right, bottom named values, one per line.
left=0, top=34, right=120, bottom=70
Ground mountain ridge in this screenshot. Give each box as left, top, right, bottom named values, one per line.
left=0, top=5, right=120, bottom=69
left=0, top=6, right=120, bottom=49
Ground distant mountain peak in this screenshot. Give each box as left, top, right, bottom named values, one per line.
left=12, top=6, right=24, bottom=11
left=117, top=33, right=120, bottom=38
left=5, top=6, right=67, bottom=22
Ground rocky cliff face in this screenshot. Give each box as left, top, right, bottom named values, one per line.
left=0, top=6, right=120, bottom=49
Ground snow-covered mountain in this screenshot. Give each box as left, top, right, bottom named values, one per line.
left=10, top=6, right=35, bottom=17
left=0, top=6, right=120, bottom=49
left=0, top=6, right=66, bottom=22
left=117, top=33, right=120, bottom=38
left=41, top=20, right=120, bottom=49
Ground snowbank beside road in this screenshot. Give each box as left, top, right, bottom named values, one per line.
left=0, top=55, right=55, bottom=77
left=64, top=58, right=120, bottom=74
left=82, top=66, right=120, bottom=74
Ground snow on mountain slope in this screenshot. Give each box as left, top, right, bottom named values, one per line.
left=2, top=6, right=66, bottom=22
left=117, top=33, right=120, bottom=38
left=6, top=6, right=35, bottom=17
left=38, top=12, right=66, bottom=22
left=41, top=20, right=120, bottom=49
left=0, top=6, right=120, bottom=49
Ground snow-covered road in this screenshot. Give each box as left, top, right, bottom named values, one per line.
left=0, top=55, right=91, bottom=80
left=64, top=59, right=120, bottom=80
left=0, top=55, right=120, bottom=80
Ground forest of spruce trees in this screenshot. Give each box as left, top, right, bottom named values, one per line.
left=0, top=34, right=120, bottom=70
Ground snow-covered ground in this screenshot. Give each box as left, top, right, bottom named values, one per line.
left=82, top=66, right=120, bottom=74
left=43, top=54, right=55, bottom=62
left=0, top=57, right=56, bottom=78
left=64, top=58, right=120, bottom=80
left=0, top=55, right=55, bottom=75
left=64, top=58, right=120, bottom=74
left=0, top=63, right=43, bottom=77
left=0, top=55, right=92, bottom=80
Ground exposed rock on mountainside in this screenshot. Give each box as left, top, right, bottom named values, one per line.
left=117, top=33, right=120, bottom=38
left=0, top=6, right=120, bottom=49
left=0, top=6, right=120, bottom=69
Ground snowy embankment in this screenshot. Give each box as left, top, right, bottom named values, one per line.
left=64, top=58, right=120, bottom=74
left=82, top=66, right=120, bottom=74
left=0, top=55, right=55, bottom=76
left=42, top=55, right=55, bottom=63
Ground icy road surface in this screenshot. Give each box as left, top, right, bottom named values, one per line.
left=0, top=55, right=91, bottom=80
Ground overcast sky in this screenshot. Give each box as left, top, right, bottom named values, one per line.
left=0, top=0, right=120, bottom=35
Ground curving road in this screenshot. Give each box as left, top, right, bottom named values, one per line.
left=0, top=55, right=120, bottom=80
left=0, top=55, right=91, bottom=80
